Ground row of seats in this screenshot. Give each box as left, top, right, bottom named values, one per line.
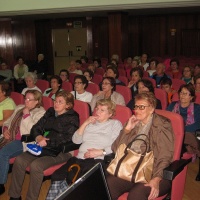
left=9, top=90, right=192, bottom=200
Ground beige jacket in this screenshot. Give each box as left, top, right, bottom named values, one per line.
left=3, top=105, right=45, bottom=136
left=90, top=91, right=125, bottom=111
left=111, top=113, right=174, bottom=179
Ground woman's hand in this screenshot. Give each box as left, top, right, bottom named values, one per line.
left=128, top=81, right=135, bottom=88
left=84, top=116, right=97, bottom=126
left=84, top=148, right=103, bottom=158
left=36, top=135, right=49, bottom=147
left=145, top=177, right=161, bottom=200
left=125, top=115, right=139, bottom=132
left=96, top=91, right=105, bottom=97
left=3, top=129, right=10, bottom=140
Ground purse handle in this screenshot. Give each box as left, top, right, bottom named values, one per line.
left=125, top=134, right=150, bottom=156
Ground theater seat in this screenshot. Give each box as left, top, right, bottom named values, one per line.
left=10, top=92, right=24, bottom=105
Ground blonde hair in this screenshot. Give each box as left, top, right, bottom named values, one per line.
left=95, top=99, right=116, bottom=117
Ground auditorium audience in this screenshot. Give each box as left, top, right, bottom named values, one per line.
left=59, top=69, right=70, bottom=83
left=68, top=60, right=83, bottom=75
left=194, top=74, right=200, bottom=93
left=182, top=65, right=194, bottom=84
left=0, top=62, right=12, bottom=82
left=83, top=69, right=94, bottom=84
left=168, top=58, right=182, bottom=79
left=139, top=53, right=149, bottom=71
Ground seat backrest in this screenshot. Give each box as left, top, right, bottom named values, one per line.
left=155, top=109, right=184, bottom=160
left=86, top=83, right=99, bottom=95
left=118, top=75, right=128, bottom=86
left=69, top=73, right=78, bottom=84
left=92, top=74, right=103, bottom=85
left=143, top=77, right=156, bottom=88
left=74, top=99, right=90, bottom=125
left=62, top=81, right=73, bottom=92
left=154, top=88, right=168, bottom=110
left=143, top=70, right=150, bottom=78
left=116, top=85, right=132, bottom=105
left=95, top=68, right=105, bottom=76
left=195, top=92, right=200, bottom=104
left=42, top=96, right=53, bottom=110
left=118, top=68, right=126, bottom=76
left=35, top=79, right=49, bottom=93
left=10, top=92, right=24, bottom=105
left=171, top=92, right=179, bottom=102
left=172, top=79, right=185, bottom=91
left=112, top=105, right=132, bottom=125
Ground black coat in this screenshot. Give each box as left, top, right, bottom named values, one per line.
left=30, top=107, right=79, bottom=149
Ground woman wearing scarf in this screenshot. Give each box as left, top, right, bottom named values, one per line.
left=167, top=83, right=200, bottom=181
left=0, top=90, right=45, bottom=195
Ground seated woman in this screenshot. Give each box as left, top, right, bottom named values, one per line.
left=83, top=69, right=94, bottom=84
left=59, top=69, right=70, bottom=83
left=21, top=72, right=41, bottom=95
left=181, top=65, right=194, bottom=84
left=107, top=92, right=174, bottom=200
left=43, top=75, right=62, bottom=100
left=0, top=62, right=12, bottom=82
left=128, top=67, right=143, bottom=99
left=0, top=90, right=45, bottom=195
left=8, top=90, right=79, bottom=200
left=70, top=75, right=93, bottom=103
left=90, top=77, right=125, bottom=112
left=167, top=83, right=200, bottom=180
left=0, top=81, right=16, bottom=132
left=46, top=99, right=123, bottom=199
left=127, top=79, right=162, bottom=112
left=13, top=56, right=28, bottom=93
left=194, top=74, right=200, bottom=93
left=104, top=66, right=125, bottom=86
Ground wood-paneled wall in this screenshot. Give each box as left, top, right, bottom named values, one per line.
left=1, top=12, right=200, bottom=73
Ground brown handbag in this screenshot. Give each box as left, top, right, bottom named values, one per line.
left=107, top=134, right=154, bottom=183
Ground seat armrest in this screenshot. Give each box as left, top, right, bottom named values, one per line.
left=104, top=153, right=115, bottom=164
left=163, top=158, right=192, bottom=181
left=62, top=141, right=81, bottom=153
left=21, top=134, right=34, bottom=143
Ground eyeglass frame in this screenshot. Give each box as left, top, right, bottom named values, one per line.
left=133, top=104, right=151, bottom=110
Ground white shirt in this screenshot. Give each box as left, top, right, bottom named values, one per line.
left=71, top=91, right=93, bottom=103
left=21, top=86, right=42, bottom=95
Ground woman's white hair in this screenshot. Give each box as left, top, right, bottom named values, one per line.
left=24, top=72, right=38, bottom=84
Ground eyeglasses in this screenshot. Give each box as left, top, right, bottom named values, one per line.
left=54, top=100, right=65, bottom=105
left=74, top=82, right=83, bottom=85
left=180, top=92, right=191, bottom=96
left=133, top=105, right=150, bottom=110
left=24, top=98, right=36, bottom=102
left=102, top=82, right=111, bottom=85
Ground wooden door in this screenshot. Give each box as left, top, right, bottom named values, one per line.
left=52, top=28, right=87, bottom=75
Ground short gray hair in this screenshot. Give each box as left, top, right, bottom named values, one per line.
left=24, top=72, right=38, bottom=84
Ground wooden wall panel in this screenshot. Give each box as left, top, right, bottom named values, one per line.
left=11, top=20, right=36, bottom=67
left=0, top=19, right=13, bottom=67
left=92, top=17, right=108, bottom=59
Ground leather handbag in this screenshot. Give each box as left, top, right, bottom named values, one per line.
left=107, top=134, right=154, bottom=183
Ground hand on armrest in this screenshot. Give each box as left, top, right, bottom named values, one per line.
left=104, top=153, right=115, bottom=164
left=163, top=158, right=192, bottom=181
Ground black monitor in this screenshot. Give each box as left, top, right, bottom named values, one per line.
left=55, top=163, right=112, bottom=200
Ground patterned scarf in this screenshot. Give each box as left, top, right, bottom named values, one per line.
left=0, top=108, right=23, bottom=148
left=172, top=101, right=194, bottom=125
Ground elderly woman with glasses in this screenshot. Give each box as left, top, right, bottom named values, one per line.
left=0, top=90, right=45, bottom=196
left=71, top=75, right=93, bottom=103
left=107, top=92, right=174, bottom=200
left=167, top=83, right=200, bottom=181
left=90, top=77, right=125, bottom=112
left=8, top=90, right=79, bottom=200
